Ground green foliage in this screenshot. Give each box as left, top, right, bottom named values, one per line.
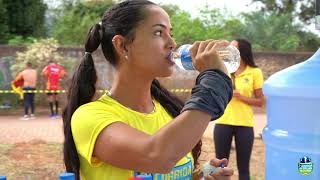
left=171, top=11, right=205, bottom=45
left=160, top=4, right=180, bottom=17
left=3, top=0, right=47, bottom=38
left=251, top=0, right=314, bottom=24
left=297, top=31, right=320, bottom=51
left=7, top=36, right=36, bottom=45
left=0, top=0, right=9, bottom=43
left=52, top=0, right=114, bottom=45
left=10, top=38, right=75, bottom=77
left=171, top=7, right=234, bottom=46
left=223, top=18, right=246, bottom=40
left=236, top=12, right=303, bottom=51
left=49, top=1, right=319, bottom=52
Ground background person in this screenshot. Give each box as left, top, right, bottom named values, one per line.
left=214, top=39, right=265, bottom=180
left=42, top=60, right=67, bottom=119
left=13, top=62, right=37, bottom=120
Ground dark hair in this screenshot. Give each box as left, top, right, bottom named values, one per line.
left=235, top=38, right=257, bottom=67
left=62, top=1, right=201, bottom=179
left=26, top=62, right=32, bottom=67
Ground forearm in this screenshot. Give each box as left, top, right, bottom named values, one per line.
left=149, top=70, right=232, bottom=171
left=94, top=70, right=232, bottom=173
left=149, top=110, right=210, bottom=171
left=237, top=95, right=264, bottom=107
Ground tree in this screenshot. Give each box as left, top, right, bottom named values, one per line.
left=160, top=3, right=180, bottom=17
left=170, top=6, right=237, bottom=46
left=3, top=0, right=47, bottom=38
left=0, top=0, right=9, bottom=43
left=52, top=0, right=114, bottom=45
left=251, top=0, right=314, bottom=24
left=11, top=38, right=75, bottom=77
left=198, top=6, right=237, bottom=40
left=171, top=11, right=206, bottom=45
left=236, top=11, right=307, bottom=51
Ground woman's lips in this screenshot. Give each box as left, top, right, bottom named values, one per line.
left=166, top=51, right=174, bottom=63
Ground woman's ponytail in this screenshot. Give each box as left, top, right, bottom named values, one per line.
left=62, top=23, right=102, bottom=180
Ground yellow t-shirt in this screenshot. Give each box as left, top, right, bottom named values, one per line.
left=216, top=66, right=264, bottom=127
left=71, top=94, right=194, bottom=180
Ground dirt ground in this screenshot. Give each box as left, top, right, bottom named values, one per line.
left=200, top=137, right=265, bottom=180
left=0, top=107, right=265, bottom=179
left=0, top=140, right=64, bottom=180
left=0, top=138, right=264, bottom=180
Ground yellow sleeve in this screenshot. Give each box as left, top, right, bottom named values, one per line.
left=253, top=68, right=264, bottom=90
left=71, top=102, right=124, bottom=167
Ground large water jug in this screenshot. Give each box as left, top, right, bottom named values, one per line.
left=262, top=49, right=320, bottom=179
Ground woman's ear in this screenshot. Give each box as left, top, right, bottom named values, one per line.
left=112, top=35, right=128, bottom=60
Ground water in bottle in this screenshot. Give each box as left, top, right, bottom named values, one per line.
left=172, top=44, right=240, bottom=73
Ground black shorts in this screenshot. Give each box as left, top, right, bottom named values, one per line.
left=47, top=92, right=58, bottom=96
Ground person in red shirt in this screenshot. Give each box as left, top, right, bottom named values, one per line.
left=42, top=60, right=67, bottom=118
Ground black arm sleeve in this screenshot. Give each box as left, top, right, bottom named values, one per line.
left=181, top=69, right=233, bottom=120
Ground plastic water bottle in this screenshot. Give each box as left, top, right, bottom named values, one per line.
left=201, top=161, right=225, bottom=179
left=173, top=44, right=240, bottom=73
left=0, top=176, right=6, bottom=180
left=262, top=48, right=320, bottom=179
left=59, top=172, right=75, bottom=180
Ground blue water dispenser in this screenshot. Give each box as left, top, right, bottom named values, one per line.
left=262, top=49, right=320, bottom=179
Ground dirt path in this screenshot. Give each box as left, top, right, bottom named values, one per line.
left=0, top=114, right=63, bottom=144
left=0, top=110, right=266, bottom=179
left=204, top=113, right=267, bottom=138
left=0, top=113, right=266, bottom=144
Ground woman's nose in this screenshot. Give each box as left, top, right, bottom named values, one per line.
left=168, top=37, right=177, bottom=50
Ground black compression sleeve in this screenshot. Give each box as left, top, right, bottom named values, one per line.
left=181, top=69, right=232, bottom=120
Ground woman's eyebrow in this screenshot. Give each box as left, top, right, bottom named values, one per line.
left=152, top=23, right=173, bottom=31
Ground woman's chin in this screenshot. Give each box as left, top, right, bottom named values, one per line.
left=158, top=68, right=174, bottom=78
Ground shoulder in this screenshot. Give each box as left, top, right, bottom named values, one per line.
left=73, top=96, right=115, bottom=119
left=42, top=65, right=49, bottom=71
left=71, top=95, right=128, bottom=138
left=72, top=95, right=122, bottom=124
left=43, top=65, right=49, bottom=69
left=247, top=66, right=262, bottom=75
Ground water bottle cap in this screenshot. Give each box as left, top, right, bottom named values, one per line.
left=59, top=172, right=75, bottom=180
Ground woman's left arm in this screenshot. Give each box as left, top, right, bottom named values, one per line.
left=233, top=88, right=265, bottom=107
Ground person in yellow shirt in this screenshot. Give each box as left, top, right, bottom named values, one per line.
left=62, top=1, right=235, bottom=180
left=214, top=39, right=265, bottom=180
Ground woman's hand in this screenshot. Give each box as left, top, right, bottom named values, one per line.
left=233, top=90, right=241, bottom=99
left=203, top=158, right=234, bottom=180
left=189, top=40, right=229, bottom=75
